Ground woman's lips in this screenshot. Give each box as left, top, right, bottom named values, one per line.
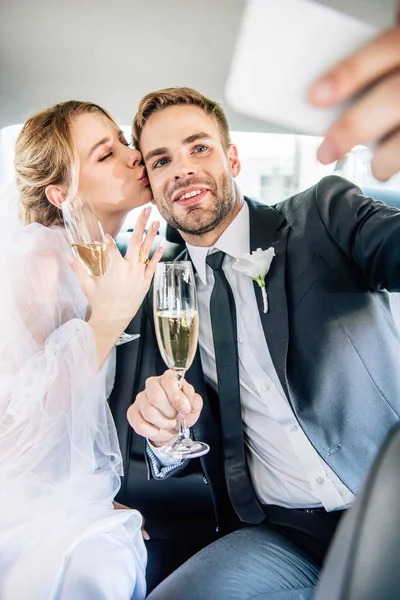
left=139, top=166, right=149, bottom=185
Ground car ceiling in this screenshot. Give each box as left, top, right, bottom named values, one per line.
left=0, top=0, right=398, bottom=132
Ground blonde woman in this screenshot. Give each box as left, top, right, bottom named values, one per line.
left=0, top=101, right=163, bottom=600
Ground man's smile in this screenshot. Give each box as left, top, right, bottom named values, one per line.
left=172, top=186, right=210, bottom=207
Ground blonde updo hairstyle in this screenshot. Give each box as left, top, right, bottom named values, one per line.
left=15, top=100, right=117, bottom=226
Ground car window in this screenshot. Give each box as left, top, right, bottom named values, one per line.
left=2, top=124, right=400, bottom=228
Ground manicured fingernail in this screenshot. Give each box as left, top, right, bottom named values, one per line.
left=106, top=234, right=117, bottom=246
left=142, top=531, right=150, bottom=541
left=317, top=138, right=338, bottom=164
left=144, top=207, right=151, bottom=217
left=158, top=246, right=164, bottom=254
left=309, top=76, right=336, bottom=103
left=152, top=221, right=160, bottom=231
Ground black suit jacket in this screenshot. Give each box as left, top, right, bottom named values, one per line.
left=109, top=175, right=400, bottom=536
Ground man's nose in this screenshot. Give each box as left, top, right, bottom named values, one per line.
left=173, top=157, right=196, bottom=180
left=128, top=148, right=142, bottom=168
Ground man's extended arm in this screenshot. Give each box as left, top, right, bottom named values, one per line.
left=315, top=175, right=400, bottom=291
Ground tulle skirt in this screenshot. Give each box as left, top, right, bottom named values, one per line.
left=0, top=222, right=147, bottom=598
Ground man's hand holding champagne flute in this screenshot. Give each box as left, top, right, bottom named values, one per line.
left=151, top=262, right=209, bottom=458
left=128, top=263, right=208, bottom=458
left=128, top=369, right=204, bottom=453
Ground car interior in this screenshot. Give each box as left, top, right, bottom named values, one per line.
left=1, top=0, right=400, bottom=597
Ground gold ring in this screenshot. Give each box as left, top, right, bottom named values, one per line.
left=139, top=255, right=150, bottom=265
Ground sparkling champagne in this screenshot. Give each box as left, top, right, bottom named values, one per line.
left=152, top=261, right=209, bottom=458
left=72, top=242, right=107, bottom=277
left=155, top=310, right=199, bottom=371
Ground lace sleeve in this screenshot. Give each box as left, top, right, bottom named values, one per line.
left=0, top=222, right=123, bottom=532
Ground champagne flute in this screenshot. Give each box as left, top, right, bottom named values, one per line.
left=153, top=261, right=210, bottom=459
left=62, top=194, right=139, bottom=346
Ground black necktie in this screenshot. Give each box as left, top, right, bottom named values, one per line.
left=206, top=250, right=265, bottom=524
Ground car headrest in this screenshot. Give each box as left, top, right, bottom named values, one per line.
left=315, top=423, right=400, bottom=600
left=165, top=223, right=184, bottom=244
left=115, top=230, right=162, bottom=257
left=116, top=228, right=185, bottom=262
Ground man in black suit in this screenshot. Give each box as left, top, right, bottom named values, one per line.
left=114, top=80, right=400, bottom=599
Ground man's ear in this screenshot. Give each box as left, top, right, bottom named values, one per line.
left=45, top=184, right=66, bottom=209
left=227, top=144, right=241, bottom=177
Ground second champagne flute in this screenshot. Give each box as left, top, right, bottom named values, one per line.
left=153, top=261, right=210, bottom=459
left=62, top=194, right=139, bottom=346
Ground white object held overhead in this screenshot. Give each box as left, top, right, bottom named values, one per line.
left=225, top=0, right=380, bottom=136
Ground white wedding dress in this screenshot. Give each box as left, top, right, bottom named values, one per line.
left=0, top=220, right=146, bottom=600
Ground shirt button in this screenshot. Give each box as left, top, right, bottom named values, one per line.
left=317, top=477, right=325, bottom=485
left=237, top=336, right=243, bottom=343
left=289, top=424, right=298, bottom=432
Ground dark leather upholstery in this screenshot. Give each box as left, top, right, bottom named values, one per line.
left=315, top=424, right=400, bottom=600
left=113, top=225, right=215, bottom=540
left=165, top=223, right=185, bottom=245
left=116, top=226, right=184, bottom=261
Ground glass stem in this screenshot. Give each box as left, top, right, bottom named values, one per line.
left=176, top=371, right=189, bottom=440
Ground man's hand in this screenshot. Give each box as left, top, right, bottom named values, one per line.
left=308, top=11, right=400, bottom=182
left=127, top=370, right=203, bottom=447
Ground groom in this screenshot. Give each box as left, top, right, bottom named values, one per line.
left=108, top=84, right=400, bottom=598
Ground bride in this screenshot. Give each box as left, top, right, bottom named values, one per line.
left=0, top=100, right=163, bottom=599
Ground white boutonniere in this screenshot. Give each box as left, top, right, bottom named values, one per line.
left=233, top=247, right=275, bottom=313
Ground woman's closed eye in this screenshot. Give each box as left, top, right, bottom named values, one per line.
left=98, top=137, right=131, bottom=162
left=98, top=151, right=112, bottom=162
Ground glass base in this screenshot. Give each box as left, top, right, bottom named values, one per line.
left=160, top=439, right=210, bottom=460
left=115, top=333, right=140, bottom=346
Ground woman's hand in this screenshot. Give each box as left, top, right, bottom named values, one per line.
left=308, top=9, right=400, bottom=181
left=70, top=207, right=163, bottom=366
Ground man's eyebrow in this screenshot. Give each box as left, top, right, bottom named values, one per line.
left=144, top=146, right=168, bottom=162
left=88, top=130, right=125, bottom=158
left=144, top=132, right=212, bottom=162
left=183, top=132, right=212, bottom=145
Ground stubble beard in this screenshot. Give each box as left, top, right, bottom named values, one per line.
left=157, top=172, right=235, bottom=236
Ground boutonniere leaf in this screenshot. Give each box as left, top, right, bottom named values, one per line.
left=233, top=247, right=275, bottom=313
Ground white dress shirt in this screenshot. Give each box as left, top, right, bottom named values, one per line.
left=185, top=194, right=354, bottom=511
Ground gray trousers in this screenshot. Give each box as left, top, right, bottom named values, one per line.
left=146, top=507, right=344, bottom=600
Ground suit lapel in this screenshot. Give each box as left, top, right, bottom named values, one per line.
left=247, top=198, right=290, bottom=398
